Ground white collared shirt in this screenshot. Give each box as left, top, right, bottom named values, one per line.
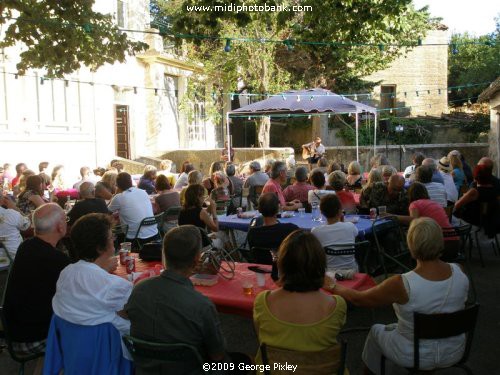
left=52, top=260, right=132, bottom=335
left=0, top=206, right=30, bottom=257
left=108, top=187, right=157, bottom=239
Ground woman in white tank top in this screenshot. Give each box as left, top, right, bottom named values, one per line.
left=327, top=217, right=469, bottom=374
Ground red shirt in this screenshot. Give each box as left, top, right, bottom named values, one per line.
left=283, top=182, right=314, bottom=203
left=262, top=178, right=286, bottom=206
left=336, top=190, right=357, bottom=209
left=11, top=175, right=20, bottom=187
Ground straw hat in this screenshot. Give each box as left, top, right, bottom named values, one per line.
left=438, top=157, right=452, bottom=173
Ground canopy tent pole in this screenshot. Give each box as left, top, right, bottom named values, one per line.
left=355, top=112, right=359, bottom=162
left=226, top=112, right=231, bottom=162
left=373, top=112, right=378, bottom=158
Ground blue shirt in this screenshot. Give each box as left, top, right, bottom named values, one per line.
left=452, top=168, right=465, bottom=192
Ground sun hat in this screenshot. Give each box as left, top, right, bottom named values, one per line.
left=438, top=156, right=452, bottom=173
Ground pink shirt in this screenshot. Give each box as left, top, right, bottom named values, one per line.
left=283, top=183, right=314, bottom=203
left=262, top=178, right=286, bottom=206
left=409, top=199, right=457, bottom=241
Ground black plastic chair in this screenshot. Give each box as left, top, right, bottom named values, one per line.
left=248, top=185, right=265, bottom=210
left=249, top=247, right=276, bottom=265
left=472, top=202, right=500, bottom=264
left=162, top=205, right=181, bottom=235
left=444, top=224, right=477, bottom=303
left=371, top=216, right=413, bottom=279
left=122, top=334, right=207, bottom=374
left=0, top=240, right=13, bottom=271
left=0, top=267, right=45, bottom=375
left=381, top=303, right=480, bottom=374
left=233, top=217, right=262, bottom=261
left=112, top=223, right=129, bottom=253
left=324, top=241, right=372, bottom=273
left=261, top=341, right=347, bottom=375
left=130, top=214, right=163, bottom=250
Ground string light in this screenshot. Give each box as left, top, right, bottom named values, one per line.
left=5, top=15, right=496, bottom=50
left=227, top=96, right=479, bottom=119
left=154, top=89, right=158, bottom=96
left=2, top=71, right=489, bottom=104
left=133, top=87, right=137, bottom=94
left=224, top=39, right=231, bottom=52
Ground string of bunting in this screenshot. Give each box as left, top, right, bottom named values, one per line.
left=1, top=15, right=496, bottom=52
left=228, top=96, right=480, bottom=119
left=1, top=71, right=491, bottom=104
left=227, top=82, right=491, bottom=100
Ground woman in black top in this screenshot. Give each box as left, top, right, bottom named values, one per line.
left=178, top=184, right=218, bottom=233
left=455, top=164, right=500, bottom=237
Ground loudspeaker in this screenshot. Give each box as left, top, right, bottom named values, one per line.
left=379, top=119, right=391, bottom=133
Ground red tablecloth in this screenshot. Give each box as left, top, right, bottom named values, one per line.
left=55, top=189, right=79, bottom=200
left=115, top=260, right=376, bottom=318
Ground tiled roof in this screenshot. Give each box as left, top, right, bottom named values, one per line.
left=479, top=77, right=500, bottom=102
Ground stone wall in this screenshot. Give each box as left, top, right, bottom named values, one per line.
left=156, top=147, right=294, bottom=174
left=131, top=144, right=489, bottom=176
left=488, top=94, right=500, bottom=176
left=319, top=143, right=489, bottom=173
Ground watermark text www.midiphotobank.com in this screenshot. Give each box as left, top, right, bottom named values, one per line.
left=186, top=2, right=312, bottom=14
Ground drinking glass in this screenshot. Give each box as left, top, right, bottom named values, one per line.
left=311, top=202, right=322, bottom=222
left=378, top=206, right=387, bottom=216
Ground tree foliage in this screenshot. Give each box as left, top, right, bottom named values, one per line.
left=448, top=18, right=500, bottom=105
left=159, top=0, right=431, bottom=92
left=0, top=0, right=148, bottom=77
left=154, top=0, right=431, bottom=146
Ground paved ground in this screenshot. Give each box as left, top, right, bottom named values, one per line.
left=1, top=231, right=499, bottom=374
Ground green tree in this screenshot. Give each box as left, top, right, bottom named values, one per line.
left=0, top=0, right=148, bottom=77
left=155, top=0, right=431, bottom=145
left=448, top=19, right=500, bottom=105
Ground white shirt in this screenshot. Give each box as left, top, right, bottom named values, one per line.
left=52, top=260, right=132, bottom=335
left=174, top=173, right=189, bottom=189
left=424, top=182, right=448, bottom=207
left=439, top=171, right=458, bottom=203
left=0, top=206, right=30, bottom=257
left=308, top=189, right=335, bottom=205
left=108, top=187, right=157, bottom=239
left=311, top=222, right=359, bottom=270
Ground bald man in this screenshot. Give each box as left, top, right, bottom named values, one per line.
left=67, top=182, right=109, bottom=226
left=421, top=158, right=444, bottom=184
left=3, top=203, right=70, bottom=355
left=387, top=175, right=410, bottom=215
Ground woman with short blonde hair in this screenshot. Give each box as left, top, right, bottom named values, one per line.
left=331, top=217, right=469, bottom=373
left=346, top=161, right=363, bottom=189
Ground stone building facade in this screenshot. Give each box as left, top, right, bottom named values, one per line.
left=0, top=0, right=217, bottom=181
left=479, top=78, right=500, bottom=176
left=364, top=26, right=449, bottom=117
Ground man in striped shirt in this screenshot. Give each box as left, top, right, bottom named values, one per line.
left=415, top=165, right=447, bottom=207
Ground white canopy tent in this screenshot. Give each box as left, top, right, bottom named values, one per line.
left=226, top=88, right=378, bottom=162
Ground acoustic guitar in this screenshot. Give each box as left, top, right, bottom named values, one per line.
left=302, top=145, right=313, bottom=160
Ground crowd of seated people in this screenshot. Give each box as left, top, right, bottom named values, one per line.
left=0, top=149, right=499, bottom=374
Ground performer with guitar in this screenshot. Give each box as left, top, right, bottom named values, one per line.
left=302, top=137, right=326, bottom=169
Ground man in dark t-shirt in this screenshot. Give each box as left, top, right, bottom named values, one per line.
left=67, top=182, right=109, bottom=226
left=247, top=193, right=298, bottom=263
left=4, top=203, right=70, bottom=354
